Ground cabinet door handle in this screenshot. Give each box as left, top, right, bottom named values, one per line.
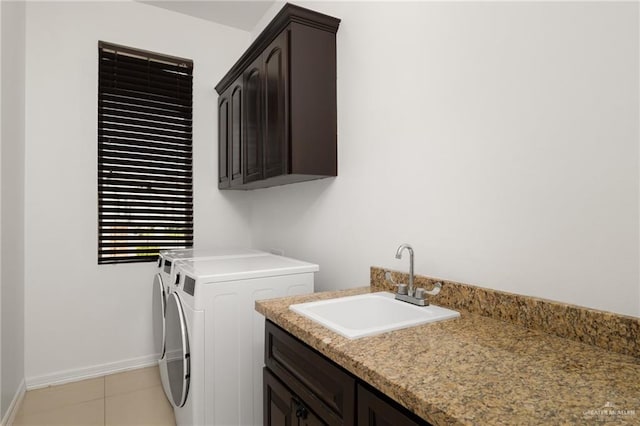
left=293, top=398, right=309, bottom=420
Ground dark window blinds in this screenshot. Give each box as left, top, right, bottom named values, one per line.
left=98, top=41, right=194, bottom=264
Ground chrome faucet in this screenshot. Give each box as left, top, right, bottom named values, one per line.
left=395, top=243, right=415, bottom=296
left=391, top=243, right=442, bottom=306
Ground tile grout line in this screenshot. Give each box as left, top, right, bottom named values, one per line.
left=15, top=378, right=107, bottom=419
left=14, top=367, right=167, bottom=425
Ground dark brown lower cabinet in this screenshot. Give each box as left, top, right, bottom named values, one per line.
left=264, top=368, right=295, bottom=426
left=357, top=384, right=423, bottom=426
left=264, top=368, right=326, bottom=426
left=264, top=321, right=431, bottom=426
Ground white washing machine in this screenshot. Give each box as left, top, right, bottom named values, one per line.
left=152, top=248, right=268, bottom=405
left=165, top=254, right=317, bottom=426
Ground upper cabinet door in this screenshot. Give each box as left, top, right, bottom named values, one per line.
left=217, top=94, right=230, bottom=188
left=229, top=78, right=244, bottom=187
left=263, top=30, right=289, bottom=179
left=243, top=58, right=264, bottom=184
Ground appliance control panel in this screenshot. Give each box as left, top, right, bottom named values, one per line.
left=184, top=276, right=196, bottom=296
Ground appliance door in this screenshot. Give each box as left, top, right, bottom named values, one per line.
left=165, top=292, right=190, bottom=407
left=152, top=274, right=166, bottom=359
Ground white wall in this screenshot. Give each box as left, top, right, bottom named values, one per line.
left=24, top=1, right=251, bottom=385
left=1, top=0, right=26, bottom=417
left=19, top=0, right=640, bottom=387
left=637, top=0, right=640, bottom=328
left=0, top=0, right=3, bottom=413
left=249, top=1, right=640, bottom=317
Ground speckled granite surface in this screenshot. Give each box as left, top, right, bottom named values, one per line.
left=256, top=287, right=640, bottom=425
left=371, top=267, right=640, bottom=359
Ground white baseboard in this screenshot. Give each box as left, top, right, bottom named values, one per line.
left=1, top=379, right=26, bottom=426
left=25, top=354, right=159, bottom=390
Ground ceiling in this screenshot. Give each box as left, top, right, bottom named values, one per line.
left=140, top=1, right=277, bottom=31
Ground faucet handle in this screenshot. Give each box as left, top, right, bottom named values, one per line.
left=384, top=271, right=395, bottom=284
left=386, top=271, right=409, bottom=295
left=414, top=288, right=425, bottom=299
left=424, top=282, right=442, bottom=296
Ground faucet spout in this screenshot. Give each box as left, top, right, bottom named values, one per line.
left=395, top=244, right=414, bottom=296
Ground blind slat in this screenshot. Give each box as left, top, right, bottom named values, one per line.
left=98, top=42, right=193, bottom=265
left=98, top=70, right=193, bottom=93
left=99, top=115, right=192, bottom=134
left=100, top=196, right=192, bottom=204
left=98, top=198, right=192, bottom=207
left=99, top=233, right=193, bottom=239
left=99, top=85, right=191, bottom=107
left=99, top=213, right=193, bottom=222
left=100, top=128, right=191, bottom=146
left=100, top=240, right=192, bottom=249
left=99, top=150, right=191, bottom=166
left=99, top=140, right=191, bottom=157
left=99, top=48, right=192, bottom=73
left=100, top=93, right=192, bottom=115
left=98, top=164, right=192, bottom=178
left=100, top=221, right=193, bottom=228
left=101, top=106, right=192, bottom=127
left=99, top=246, right=193, bottom=256
left=98, top=154, right=192, bottom=170
left=100, top=256, right=159, bottom=264
left=99, top=75, right=192, bottom=96
left=101, top=215, right=193, bottom=223
left=99, top=136, right=192, bottom=153
left=100, top=122, right=191, bottom=141
left=98, top=81, right=192, bottom=104
left=98, top=63, right=193, bottom=86
left=99, top=186, right=192, bottom=197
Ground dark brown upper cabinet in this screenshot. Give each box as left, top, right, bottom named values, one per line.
left=243, top=57, right=263, bottom=185
left=215, top=3, right=340, bottom=190
left=217, top=93, right=230, bottom=187
left=217, top=75, right=244, bottom=188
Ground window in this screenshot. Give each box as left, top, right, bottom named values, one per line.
left=98, top=41, right=194, bottom=264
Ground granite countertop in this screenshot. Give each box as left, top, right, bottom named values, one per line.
left=256, top=287, right=640, bottom=425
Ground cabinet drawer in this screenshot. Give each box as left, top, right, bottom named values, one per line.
left=265, top=321, right=356, bottom=425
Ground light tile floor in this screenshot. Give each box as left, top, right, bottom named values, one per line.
left=12, top=366, right=175, bottom=426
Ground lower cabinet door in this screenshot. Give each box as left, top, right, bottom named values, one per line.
left=265, top=368, right=328, bottom=426
left=357, top=384, right=425, bottom=426
left=293, top=397, right=326, bottom=426
left=298, top=409, right=326, bottom=426
left=265, top=368, right=295, bottom=426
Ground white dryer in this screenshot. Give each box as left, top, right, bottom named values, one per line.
left=152, top=248, right=268, bottom=405
left=165, top=254, right=317, bottom=426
